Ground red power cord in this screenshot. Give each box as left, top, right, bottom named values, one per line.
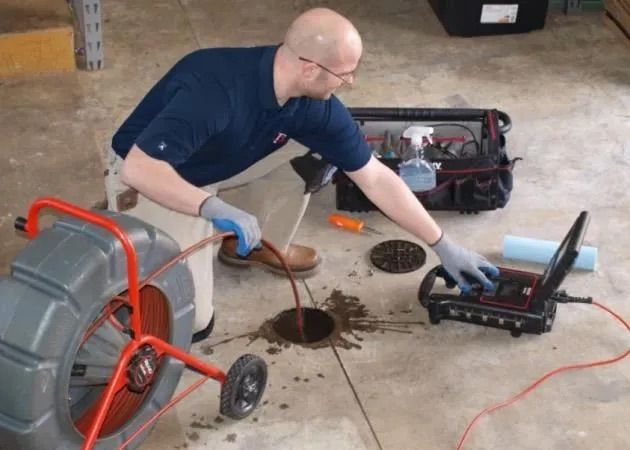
left=456, top=301, right=630, bottom=450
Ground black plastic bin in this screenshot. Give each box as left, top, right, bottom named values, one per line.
left=428, top=0, right=549, bottom=36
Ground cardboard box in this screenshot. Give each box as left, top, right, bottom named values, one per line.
left=0, top=0, right=75, bottom=78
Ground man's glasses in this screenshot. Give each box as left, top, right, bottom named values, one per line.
left=298, top=56, right=355, bottom=86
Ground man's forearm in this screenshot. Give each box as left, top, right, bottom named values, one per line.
left=120, top=145, right=210, bottom=216
left=348, top=159, right=443, bottom=245
left=346, top=157, right=498, bottom=289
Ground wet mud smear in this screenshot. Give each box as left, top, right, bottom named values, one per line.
left=313, top=289, right=425, bottom=350
left=191, top=419, right=216, bottom=430
left=186, top=431, right=199, bottom=441
left=199, top=289, right=425, bottom=355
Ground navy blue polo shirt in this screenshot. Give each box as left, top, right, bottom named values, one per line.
left=111, top=44, right=372, bottom=187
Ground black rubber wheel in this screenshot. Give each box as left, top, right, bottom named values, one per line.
left=220, top=354, right=267, bottom=420
left=0, top=210, right=195, bottom=449
left=429, top=316, right=441, bottom=325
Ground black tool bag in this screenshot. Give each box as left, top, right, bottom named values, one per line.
left=333, top=107, right=520, bottom=214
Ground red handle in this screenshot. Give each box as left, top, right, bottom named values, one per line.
left=328, top=214, right=364, bottom=233
left=22, top=197, right=143, bottom=340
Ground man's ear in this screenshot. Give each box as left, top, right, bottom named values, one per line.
left=301, top=62, right=318, bottom=81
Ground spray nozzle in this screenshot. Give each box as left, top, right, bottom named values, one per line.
left=403, top=126, right=434, bottom=148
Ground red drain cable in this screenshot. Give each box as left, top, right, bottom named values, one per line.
left=124, top=231, right=304, bottom=335
left=456, top=301, right=630, bottom=450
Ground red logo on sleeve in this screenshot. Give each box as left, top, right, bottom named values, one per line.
left=273, top=132, right=288, bottom=145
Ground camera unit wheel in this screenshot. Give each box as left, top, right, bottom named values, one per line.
left=220, top=354, right=267, bottom=420
left=0, top=210, right=195, bottom=449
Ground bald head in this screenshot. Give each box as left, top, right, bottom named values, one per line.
left=273, top=8, right=363, bottom=102
left=284, top=8, right=362, bottom=67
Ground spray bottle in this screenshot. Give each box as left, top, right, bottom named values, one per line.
left=399, top=126, right=436, bottom=192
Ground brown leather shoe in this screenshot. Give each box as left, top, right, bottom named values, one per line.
left=218, top=237, right=321, bottom=278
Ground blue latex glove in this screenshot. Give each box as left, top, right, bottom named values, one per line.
left=430, top=233, right=500, bottom=294
left=199, top=197, right=261, bottom=257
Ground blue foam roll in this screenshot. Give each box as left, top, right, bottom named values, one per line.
left=502, top=235, right=597, bottom=271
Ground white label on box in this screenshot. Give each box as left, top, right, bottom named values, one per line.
left=480, top=4, right=519, bottom=24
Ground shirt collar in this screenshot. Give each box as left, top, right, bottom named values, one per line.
left=258, top=44, right=301, bottom=116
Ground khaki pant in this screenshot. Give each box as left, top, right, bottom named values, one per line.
left=105, top=144, right=310, bottom=332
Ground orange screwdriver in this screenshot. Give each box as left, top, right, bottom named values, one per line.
left=328, top=214, right=383, bottom=235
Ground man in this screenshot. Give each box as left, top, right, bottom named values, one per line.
left=106, top=8, right=499, bottom=342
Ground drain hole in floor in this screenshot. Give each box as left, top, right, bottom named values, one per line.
left=272, top=308, right=336, bottom=344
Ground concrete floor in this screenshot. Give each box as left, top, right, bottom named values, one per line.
left=1, top=1, right=629, bottom=449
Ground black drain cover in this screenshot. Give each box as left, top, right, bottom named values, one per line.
left=370, top=240, right=426, bottom=273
